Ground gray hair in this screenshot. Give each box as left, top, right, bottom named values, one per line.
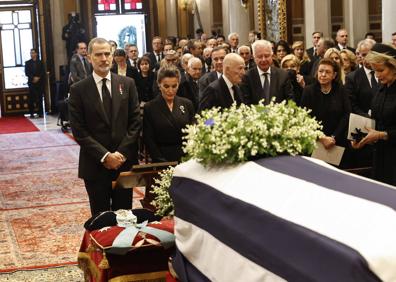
left=356, top=39, right=376, bottom=51
left=187, top=57, right=202, bottom=68
left=251, top=40, right=273, bottom=57
left=88, top=37, right=110, bottom=54
left=238, top=45, right=251, bottom=54
left=228, top=32, right=239, bottom=41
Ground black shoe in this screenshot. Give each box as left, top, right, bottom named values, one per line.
left=30, top=114, right=34, bottom=118
left=38, top=114, right=43, bottom=118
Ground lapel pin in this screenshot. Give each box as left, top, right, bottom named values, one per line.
left=180, top=105, right=185, bottom=114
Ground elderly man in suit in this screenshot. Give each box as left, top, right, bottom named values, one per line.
left=69, top=41, right=91, bottom=85
left=199, top=53, right=245, bottom=111
left=68, top=37, right=141, bottom=216
left=240, top=40, right=293, bottom=105
left=179, top=57, right=203, bottom=110
left=345, top=39, right=377, bottom=117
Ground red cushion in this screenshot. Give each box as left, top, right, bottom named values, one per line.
left=90, top=218, right=174, bottom=250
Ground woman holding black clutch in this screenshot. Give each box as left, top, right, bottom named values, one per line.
left=352, top=44, right=396, bottom=185
left=143, top=66, right=195, bottom=162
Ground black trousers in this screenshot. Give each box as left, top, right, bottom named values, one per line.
left=84, top=178, right=132, bottom=216
left=28, top=84, right=44, bottom=116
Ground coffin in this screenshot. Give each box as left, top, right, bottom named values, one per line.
left=169, top=156, right=396, bottom=282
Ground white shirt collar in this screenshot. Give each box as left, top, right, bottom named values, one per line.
left=363, top=66, right=373, bottom=76
left=257, top=66, right=271, bottom=76
left=338, top=43, right=346, bottom=50
left=93, top=71, right=111, bottom=85
left=222, top=75, right=234, bottom=90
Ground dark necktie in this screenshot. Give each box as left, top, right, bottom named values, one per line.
left=370, top=70, right=378, bottom=92
left=263, top=73, right=270, bottom=104
left=231, top=85, right=242, bottom=104
left=82, top=58, right=88, bottom=73
left=101, top=78, right=112, bottom=122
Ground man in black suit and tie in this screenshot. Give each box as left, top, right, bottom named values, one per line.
left=179, top=57, right=203, bottom=110
left=68, top=37, right=141, bottom=216
left=335, top=29, right=356, bottom=53
left=198, top=46, right=227, bottom=100
left=345, top=39, right=377, bottom=117
left=240, top=40, right=293, bottom=105
left=69, top=42, right=91, bottom=85
left=238, top=45, right=255, bottom=70
left=306, top=31, right=322, bottom=61
left=25, top=48, right=45, bottom=118
left=147, top=36, right=164, bottom=71
left=199, top=53, right=245, bottom=111
left=228, top=32, right=239, bottom=53
left=126, top=44, right=139, bottom=69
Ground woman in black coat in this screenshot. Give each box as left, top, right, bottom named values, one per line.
left=110, top=49, right=138, bottom=79
left=301, top=58, right=352, bottom=167
left=143, top=66, right=195, bottom=162
left=135, top=55, right=155, bottom=103
left=352, top=44, right=396, bottom=185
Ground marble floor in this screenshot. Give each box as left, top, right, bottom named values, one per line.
left=25, top=112, right=65, bottom=132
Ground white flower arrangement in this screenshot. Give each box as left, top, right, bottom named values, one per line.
left=182, top=100, right=323, bottom=166
left=150, top=100, right=323, bottom=216
left=150, top=167, right=175, bottom=216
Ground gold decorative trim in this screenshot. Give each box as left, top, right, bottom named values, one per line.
left=257, top=0, right=287, bottom=41
left=109, top=271, right=168, bottom=282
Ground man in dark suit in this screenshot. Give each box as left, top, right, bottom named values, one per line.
left=240, top=40, right=293, bottom=105
left=68, top=37, right=141, bottom=216
left=199, top=53, right=245, bottom=111
left=69, top=41, right=91, bottom=85
left=238, top=45, right=255, bottom=70
left=345, top=39, right=377, bottom=117
left=179, top=57, right=203, bottom=110
left=306, top=31, right=322, bottom=61
left=25, top=48, right=45, bottom=118
left=198, top=46, right=227, bottom=100
left=335, top=29, right=356, bottom=53
left=147, top=36, right=164, bottom=71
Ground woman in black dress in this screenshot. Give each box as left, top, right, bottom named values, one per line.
left=301, top=58, right=352, bottom=167
left=352, top=44, right=396, bottom=185
left=135, top=56, right=155, bottom=103
left=143, top=66, right=195, bottom=162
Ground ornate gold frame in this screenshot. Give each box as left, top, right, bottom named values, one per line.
left=257, top=0, right=287, bottom=41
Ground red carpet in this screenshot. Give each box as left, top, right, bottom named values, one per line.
left=0, top=116, right=39, bottom=134
left=0, top=131, right=144, bottom=273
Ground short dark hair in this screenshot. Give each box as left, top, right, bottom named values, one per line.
left=30, top=48, right=38, bottom=53
left=113, top=48, right=126, bottom=57
left=317, top=58, right=341, bottom=83
left=392, top=32, right=396, bottom=36
left=312, top=31, right=323, bottom=37
left=365, top=32, right=375, bottom=39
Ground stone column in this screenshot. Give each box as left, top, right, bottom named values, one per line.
left=194, top=0, right=212, bottom=36
left=165, top=0, right=178, bottom=36
left=382, top=0, right=396, bottom=44
left=222, top=0, right=251, bottom=44
left=343, top=0, right=368, bottom=48
left=304, top=0, right=331, bottom=48
left=51, top=0, right=68, bottom=80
